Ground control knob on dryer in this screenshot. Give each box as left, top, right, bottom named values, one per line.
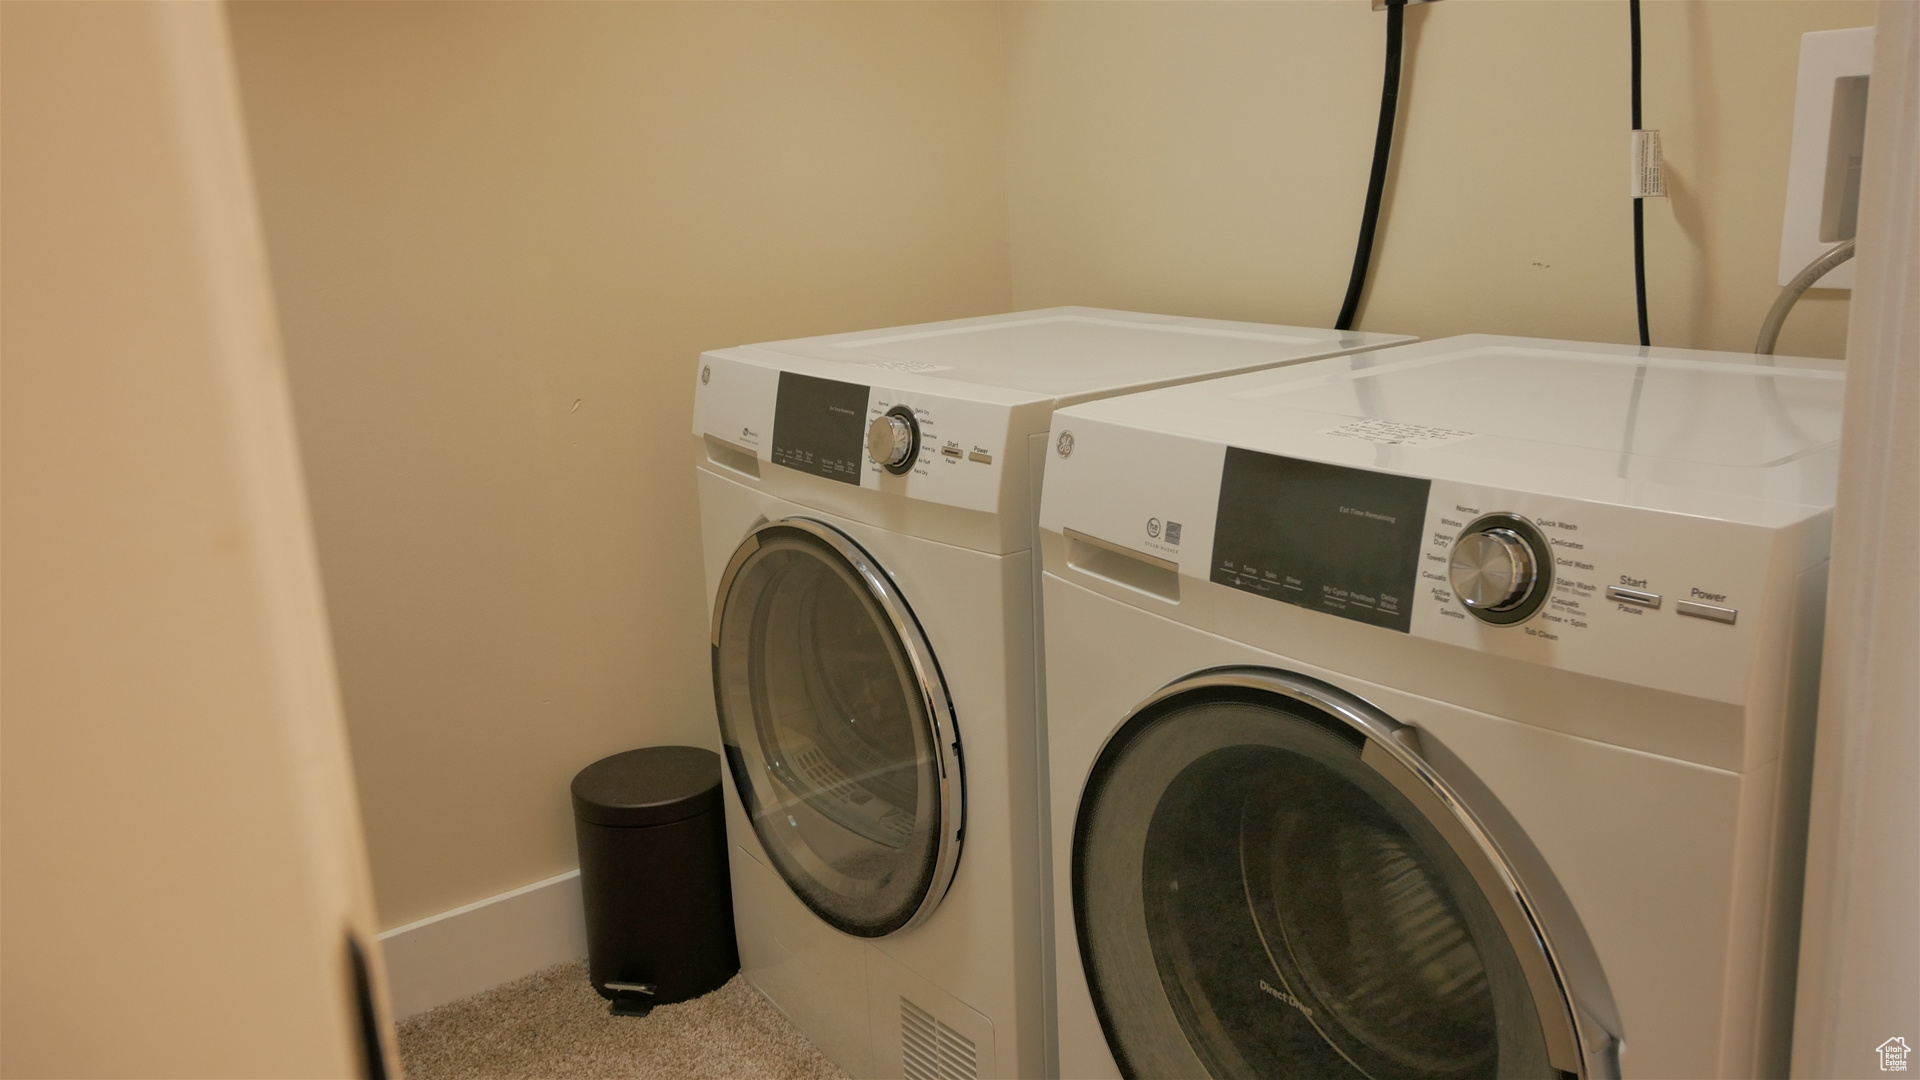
left=867, top=407, right=919, bottom=474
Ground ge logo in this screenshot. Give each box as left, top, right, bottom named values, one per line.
left=1056, top=430, right=1075, bottom=458
left=1147, top=518, right=1161, bottom=539
left=701, top=365, right=712, bottom=385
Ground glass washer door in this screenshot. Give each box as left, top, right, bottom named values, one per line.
left=711, top=517, right=962, bottom=938
left=1073, top=668, right=1619, bottom=1080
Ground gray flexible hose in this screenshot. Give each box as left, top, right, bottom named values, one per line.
left=1755, top=239, right=1856, bottom=355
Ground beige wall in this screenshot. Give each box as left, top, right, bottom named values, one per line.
left=231, top=0, right=1869, bottom=930
left=1006, top=0, right=1870, bottom=358
left=2, top=3, right=392, bottom=1074
left=228, top=1, right=1012, bottom=927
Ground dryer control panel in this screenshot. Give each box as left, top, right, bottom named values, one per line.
left=692, top=350, right=1025, bottom=515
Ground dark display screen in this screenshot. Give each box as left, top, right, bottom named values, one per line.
left=771, top=372, right=868, bottom=485
left=1210, top=447, right=1431, bottom=632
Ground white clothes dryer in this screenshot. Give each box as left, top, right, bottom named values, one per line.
left=1038, top=336, right=1843, bottom=1079
left=691, top=308, right=1409, bottom=1079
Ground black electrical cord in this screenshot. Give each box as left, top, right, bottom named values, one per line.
left=1630, top=0, right=1650, bottom=347
left=1335, top=0, right=1407, bottom=332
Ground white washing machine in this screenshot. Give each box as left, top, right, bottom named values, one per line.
left=1038, top=335, right=1844, bottom=1079
left=691, top=308, right=1411, bottom=1079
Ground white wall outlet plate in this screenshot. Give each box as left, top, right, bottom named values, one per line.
left=1778, top=26, right=1875, bottom=289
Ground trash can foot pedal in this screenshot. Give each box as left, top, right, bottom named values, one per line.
left=605, top=981, right=657, bottom=1017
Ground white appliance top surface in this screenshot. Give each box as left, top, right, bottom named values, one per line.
left=731, top=307, right=1412, bottom=403
left=1063, top=335, right=1845, bottom=516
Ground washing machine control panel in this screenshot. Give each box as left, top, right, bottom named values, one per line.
left=1407, top=483, right=1788, bottom=705
left=1209, top=447, right=1431, bottom=633
left=1038, top=418, right=1828, bottom=707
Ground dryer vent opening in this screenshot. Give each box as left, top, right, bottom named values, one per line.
left=902, top=997, right=978, bottom=1080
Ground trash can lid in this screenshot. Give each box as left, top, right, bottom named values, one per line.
left=571, top=746, right=723, bottom=828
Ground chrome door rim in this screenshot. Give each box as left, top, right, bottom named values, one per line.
left=711, top=516, right=963, bottom=936
left=1077, top=666, right=1623, bottom=1079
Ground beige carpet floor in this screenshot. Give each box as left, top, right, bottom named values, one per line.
left=398, top=960, right=850, bottom=1080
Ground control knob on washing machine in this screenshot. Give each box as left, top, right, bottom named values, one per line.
left=1447, top=519, right=1548, bottom=623
left=867, top=407, right=919, bottom=474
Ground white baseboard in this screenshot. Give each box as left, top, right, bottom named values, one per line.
left=377, top=869, right=588, bottom=1020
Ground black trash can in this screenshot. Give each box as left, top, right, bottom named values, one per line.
left=571, top=745, right=739, bottom=1016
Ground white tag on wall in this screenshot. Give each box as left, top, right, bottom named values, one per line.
left=1631, top=130, right=1667, bottom=198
